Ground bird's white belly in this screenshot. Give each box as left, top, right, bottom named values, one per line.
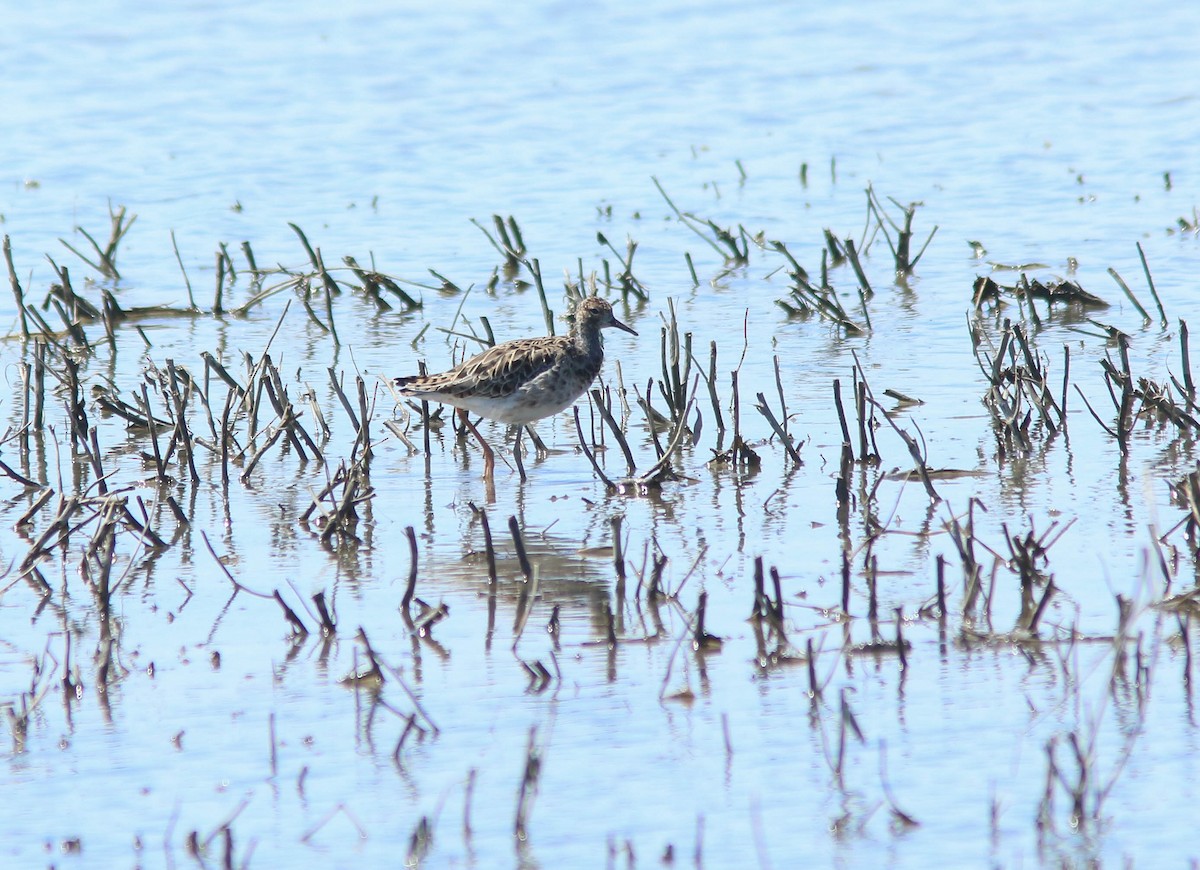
left=469, top=387, right=579, bottom=425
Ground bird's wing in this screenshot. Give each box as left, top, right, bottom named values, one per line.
left=448, top=339, right=564, bottom=398
left=398, top=338, right=566, bottom=399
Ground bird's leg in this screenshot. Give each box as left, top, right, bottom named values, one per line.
left=512, top=426, right=527, bottom=483
left=457, top=408, right=495, bottom=480
left=524, top=425, right=548, bottom=459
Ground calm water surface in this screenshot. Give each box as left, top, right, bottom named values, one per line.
left=2, top=0, right=1200, bottom=867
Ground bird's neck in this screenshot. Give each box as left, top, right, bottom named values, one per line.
left=572, top=322, right=603, bottom=357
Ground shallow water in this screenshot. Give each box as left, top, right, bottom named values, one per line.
left=2, top=0, right=1200, bottom=867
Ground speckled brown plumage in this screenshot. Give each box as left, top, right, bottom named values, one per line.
left=395, top=296, right=637, bottom=426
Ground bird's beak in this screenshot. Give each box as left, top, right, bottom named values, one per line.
left=613, top=317, right=637, bottom=336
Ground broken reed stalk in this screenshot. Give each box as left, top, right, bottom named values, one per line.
left=633, top=382, right=697, bottom=487
left=353, top=376, right=372, bottom=461
left=843, top=239, right=874, bottom=308
left=730, top=369, right=743, bottom=446
left=475, top=509, right=499, bottom=588
left=312, top=460, right=373, bottom=547
left=1107, top=267, right=1151, bottom=324
left=169, top=229, right=199, bottom=310
left=853, top=378, right=873, bottom=464
left=59, top=202, right=135, bottom=279
left=841, top=549, right=851, bottom=616
left=312, top=591, right=337, bottom=635
left=646, top=552, right=668, bottom=604
left=88, top=428, right=108, bottom=495
left=219, top=388, right=235, bottom=487
left=1174, top=319, right=1198, bottom=403
left=946, top=500, right=985, bottom=619
left=835, top=688, right=864, bottom=787
left=1108, top=334, right=1135, bottom=452
left=17, top=303, right=57, bottom=349
left=289, top=223, right=342, bottom=343
left=4, top=235, right=30, bottom=338
left=652, top=176, right=750, bottom=266
left=604, top=602, right=618, bottom=649
left=1027, top=581, right=1056, bottom=634
left=866, top=556, right=879, bottom=623
left=750, top=556, right=768, bottom=620
left=1135, top=242, right=1167, bottom=327
left=523, top=258, right=555, bottom=337
left=772, top=355, right=789, bottom=439
left=658, top=298, right=692, bottom=424
left=327, top=365, right=366, bottom=448
left=590, top=388, right=637, bottom=477
left=260, top=355, right=321, bottom=463
left=705, top=341, right=726, bottom=443
left=832, top=378, right=853, bottom=447
left=864, top=186, right=937, bottom=275
left=401, top=526, right=419, bottom=613
left=514, top=726, right=542, bottom=840
left=772, top=239, right=864, bottom=334
left=62, top=358, right=90, bottom=455
left=653, top=176, right=727, bottom=260
left=611, top=515, right=626, bottom=597
left=1061, top=344, right=1071, bottom=427
left=213, top=248, right=227, bottom=315
left=1180, top=614, right=1193, bottom=688
left=24, top=348, right=45, bottom=453
left=835, top=443, right=853, bottom=530
left=573, top=406, right=614, bottom=489
left=45, top=256, right=100, bottom=326
left=15, top=488, right=53, bottom=529
left=320, top=263, right=340, bottom=346
left=596, top=231, right=649, bottom=299
left=767, top=565, right=785, bottom=634
left=163, top=359, right=201, bottom=483
left=806, top=638, right=820, bottom=697
left=495, top=214, right=527, bottom=266
left=273, top=591, right=309, bottom=637
left=936, top=554, right=947, bottom=618
left=1073, top=383, right=1121, bottom=446
left=1011, top=323, right=1065, bottom=429
left=974, top=319, right=1065, bottom=453
left=692, top=591, right=722, bottom=651
left=343, top=256, right=422, bottom=311
left=638, top=379, right=667, bottom=459
left=469, top=214, right=526, bottom=275
left=753, top=390, right=802, bottom=466
left=862, top=393, right=939, bottom=502
left=240, top=415, right=287, bottom=483
left=463, top=768, right=478, bottom=842
left=509, top=516, right=533, bottom=582
left=894, top=608, right=908, bottom=672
